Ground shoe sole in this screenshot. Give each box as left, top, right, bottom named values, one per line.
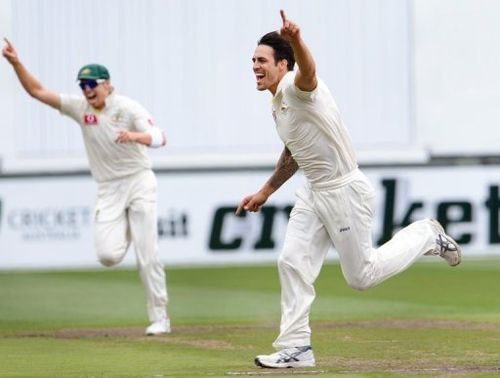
left=445, top=237, right=462, bottom=267
left=145, top=330, right=171, bottom=336
left=254, top=357, right=315, bottom=368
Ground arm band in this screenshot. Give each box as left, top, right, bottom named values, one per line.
left=146, top=127, right=164, bottom=148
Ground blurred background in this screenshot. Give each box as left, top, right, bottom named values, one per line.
left=1, top=0, right=500, bottom=270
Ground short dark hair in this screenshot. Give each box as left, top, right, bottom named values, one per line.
left=257, top=31, right=295, bottom=71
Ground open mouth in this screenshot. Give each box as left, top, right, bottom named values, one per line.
left=255, top=73, right=265, bottom=84
left=86, top=93, right=97, bottom=101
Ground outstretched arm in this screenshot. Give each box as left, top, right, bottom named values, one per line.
left=279, top=10, right=317, bottom=92
left=2, top=38, right=60, bottom=109
left=236, top=146, right=298, bottom=215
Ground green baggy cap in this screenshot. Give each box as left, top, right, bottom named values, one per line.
left=77, top=64, right=110, bottom=80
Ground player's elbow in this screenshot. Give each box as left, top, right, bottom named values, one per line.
left=27, top=88, right=42, bottom=100
left=147, top=128, right=166, bottom=148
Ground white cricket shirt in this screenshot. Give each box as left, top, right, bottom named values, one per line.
left=60, top=92, right=155, bottom=183
left=272, top=71, right=358, bottom=187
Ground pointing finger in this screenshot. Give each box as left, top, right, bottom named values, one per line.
left=280, top=9, right=287, bottom=26
left=236, top=197, right=249, bottom=215
left=235, top=205, right=243, bottom=215
left=3, top=37, right=12, bottom=48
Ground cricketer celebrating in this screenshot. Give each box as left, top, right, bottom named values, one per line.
left=3, top=38, right=170, bottom=336
left=236, top=11, right=461, bottom=368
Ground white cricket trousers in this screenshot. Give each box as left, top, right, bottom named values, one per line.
left=273, top=169, right=438, bottom=349
left=93, top=169, right=168, bottom=322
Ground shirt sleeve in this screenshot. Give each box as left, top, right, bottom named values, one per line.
left=129, top=99, right=159, bottom=132
left=291, top=83, right=319, bottom=103
left=59, top=94, right=86, bottom=124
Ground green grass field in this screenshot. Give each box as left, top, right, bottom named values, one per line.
left=1, top=259, right=500, bottom=377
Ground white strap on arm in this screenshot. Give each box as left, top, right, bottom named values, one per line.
left=146, top=127, right=165, bottom=148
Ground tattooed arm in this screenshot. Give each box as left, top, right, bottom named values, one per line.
left=236, top=146, right=298, bottom=214
left=265, top=146, right=299, bottom=193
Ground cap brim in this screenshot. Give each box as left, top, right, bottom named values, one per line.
left=77, top=75, right=108, bottom=81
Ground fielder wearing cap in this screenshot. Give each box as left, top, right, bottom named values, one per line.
left=77, top=63, right=110, bottom=81
left=2, top=38, right=171, bottom=336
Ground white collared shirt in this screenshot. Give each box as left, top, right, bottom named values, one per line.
left=272, top=71, right=358, bottom=187
left=60, top=92, right=155, bottom=183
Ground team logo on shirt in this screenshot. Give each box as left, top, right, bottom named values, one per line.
left=272, top=101, right=289, bottom=124
left=83, top=113, right=98, bottom=125
left=111, top=112, right=122, bottom=123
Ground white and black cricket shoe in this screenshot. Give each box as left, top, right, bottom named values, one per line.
left=435, top=233, right=462, bottom=266
left=254, top=346, right=315, bottom=368
left=428, top=219, right=462, bottom=267
left=145, top=317, right=171, bottom=335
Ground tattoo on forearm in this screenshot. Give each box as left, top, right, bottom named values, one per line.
left=267, top=147, right=298, bottom=190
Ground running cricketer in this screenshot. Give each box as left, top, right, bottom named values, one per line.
left=236, top=10, right=462, bottom=368
left=3, top=38, right=170, bottom=335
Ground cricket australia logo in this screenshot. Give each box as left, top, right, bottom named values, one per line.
left=83, top=113, right=98, bottom=125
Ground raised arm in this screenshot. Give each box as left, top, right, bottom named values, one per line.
left=2, top=38, right=61, bottom=109
left=236, top=146, right=298, bottom=215
left=279, top=10, right=317, bottom=92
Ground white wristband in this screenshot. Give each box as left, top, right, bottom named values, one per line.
left=147, top=127, right=164, bottom=148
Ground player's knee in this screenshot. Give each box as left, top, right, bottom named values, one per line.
left=277, top=252, right=298, bottom=272
left=342, top=255, right=379, bottom=291
left=99, top=258, right=115, bottom=267
left=98, top=255, right=118, bottom=267
left=277, top=252, right=316, bottom=285
left=347, top=280, right=370, bottom=291
left=345, top=275, right=375, bottom=291
left=96, top=247, right=125, bottom=267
